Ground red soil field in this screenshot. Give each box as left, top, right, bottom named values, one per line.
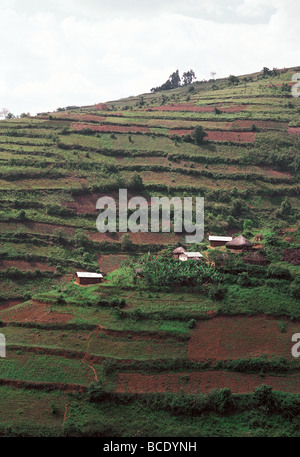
left=287, top=127, right=300, bottom=134
left=65, top=191, right=153, bottom=215
left=58, top=114, right=105, bottom=122
left=187, top=316, right=300, bottom=362
left=129, top=231, right=182, bottom=245
left=72, top=123, right=150, bottom=133
left=116, top=370, right=300, bottom=394
left=170, top=129, right=193, bottom=136
left=206, top=131, right=255, bottom=143
left=0, top=260, right=57, bottom=272
left=0, top=299, right=23, bottom=311
left=94, top=103, right=108, bottom=110
left=0, top=301, right=73, bottom=324
left=258, top=166, right=291, bottom=178
left=90, top=231, right=182, bottom=245
left=89, top=231, right=120, bottom=243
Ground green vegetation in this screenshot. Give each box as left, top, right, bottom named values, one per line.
left=0, top=66, right=299, bottom=437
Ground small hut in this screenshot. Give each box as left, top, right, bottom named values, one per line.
left=243, top=252, right=269, bottom=266
left=179, top=252, right=203, bottom=261
left=135, top=268, right=144, bottom=279
left=252, top=233, right=264, bottom=242
left=173, top=246, right=186, bottom=259
left=225, top=235, right=253, bottom=252
left=209, top=236, right=232, bottom=247
left=76, top=272, right=103, bottom=285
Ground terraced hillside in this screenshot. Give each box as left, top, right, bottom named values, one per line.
left=0, top=67, right=299, bottom=437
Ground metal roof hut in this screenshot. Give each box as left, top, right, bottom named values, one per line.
left=173, top=246, right=186, bottom=259
left=209, top=236, right=232, bottom=247
left=225, top=235, right=253, bottom=252
left=76, top=272, right=103, bottom=285
left=179, top=252, right=203, bottom=261
left=243, top=252, right=269, bottom=266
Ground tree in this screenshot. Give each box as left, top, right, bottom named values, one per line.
left=193, top=126, right=207, bottom=145
left=0, top=107, right=9, bottom=118
left=275, top=197, right=292, bottom=219
left=243, top=219, right=254, bottom=232
left=253, top=385, right=274, bottom=410
left=151, top=68, right=196, bottom=92
left=228, top=75, right=239, bottom=85
left=169, top=70, right=181, bottom=89
left=121, top=233, right=134, bottom=252
left=129, top=173, right=144, bottom=190
left=17, top=210, right=26, bottom=221
left=182, top=69, right=196, bottom=86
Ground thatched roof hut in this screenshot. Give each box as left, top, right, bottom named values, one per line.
left=173, top=246, right=186, bottom=259
left=252, top=233, right=264, bottom=242
left=135, top=268, right=144, bottom=278
left=226, top=235, right=253, bottom=251
left=243, top=252, right=269, bottom=266
left=173, top=246, right=186, bottom=254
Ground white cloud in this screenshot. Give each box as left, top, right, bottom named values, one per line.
left=0, top=1, right=299, bottom=115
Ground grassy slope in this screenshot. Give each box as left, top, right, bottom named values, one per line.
left=0, top=66, right=299, bottom=436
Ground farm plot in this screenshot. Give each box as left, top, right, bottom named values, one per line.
left=116, top=370, right=300, bottom=394
left=187, top=316, right=300, bottom=362
left=0, top=301, right=74, bottom=324
left=0, top=221, right=76, bottom=236
left=206, top=131, right=255, bottom=143
left=232, top=120, right=288, bottom=130
left=0, top=260, right=57, bottom=272
left=2, top=324, right=187, bottom=361
left=123, top=290, right=216, bottom=315
left=0, top=351, right=98, bottom=385
left=97, top=254, right=128, bottom=274
left=0, top=386, right=66, bottom=431
left=72, top=123, right=151, bottom=133
left=287, top=127, right=300, bottom=134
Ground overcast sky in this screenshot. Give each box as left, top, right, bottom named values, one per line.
left=0, top=0, right=299, bottom=115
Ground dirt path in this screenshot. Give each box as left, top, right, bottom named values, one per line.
left=81, top=359, right=98, bottom=382
left=62, top=402, right=70, bottom=428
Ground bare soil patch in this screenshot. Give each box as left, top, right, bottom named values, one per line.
left=116, top=370, right=300, bottom=394
left=187, top=316, right=299, bottom=362
left=0, top=260, right=57, bottom=272
left=0, top=301, right=74, bottom=324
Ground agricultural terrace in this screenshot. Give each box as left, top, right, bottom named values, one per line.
left=0, top=66, right=299, bottom=437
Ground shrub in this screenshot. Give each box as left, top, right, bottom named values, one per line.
left=290, top=277, right=300, bottom=299
left=252, top=385, right=274, bottom=411
left=188, top=319, right=196, bottom=329
left=237, top=272, right=252, bottom=287
left=87, top=380, right=106, bottom=402
left=268, top=264, right=291, bottom=280
left=209, top=388, right=233, bottom=413
left=208, top=283, right=227, bottom=300
left=121, top=233, right=134, bottom=252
